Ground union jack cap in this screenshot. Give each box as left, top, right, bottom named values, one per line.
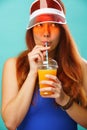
left=27, top=0, right=67, bottom=30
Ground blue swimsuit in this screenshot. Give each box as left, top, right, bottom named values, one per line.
left=17, top=89, right=77, bottom=130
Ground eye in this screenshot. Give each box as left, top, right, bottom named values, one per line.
left=51, top=23, right=58, bottom=27
left=36, top=23, right=43, bottom=27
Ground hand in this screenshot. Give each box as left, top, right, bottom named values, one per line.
left=28, top=45, right=50, bottom=73
left=40, top=74, right=70, bottom=106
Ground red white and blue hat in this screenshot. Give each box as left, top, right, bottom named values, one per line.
left=27, top=0, right=67, bottom=30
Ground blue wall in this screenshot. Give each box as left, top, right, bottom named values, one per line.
left=0, top=0, right=87, bottom=130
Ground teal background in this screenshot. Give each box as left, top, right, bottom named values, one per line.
left=0, top=0, right=87, bottom=130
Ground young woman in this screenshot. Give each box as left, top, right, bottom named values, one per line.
left=1, top=0, right=87, bottom=130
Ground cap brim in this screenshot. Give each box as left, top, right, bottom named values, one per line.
left=27, top=13, right=66, bottom=30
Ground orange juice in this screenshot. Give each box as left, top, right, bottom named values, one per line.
left=38, top=68, right=57, bottom=96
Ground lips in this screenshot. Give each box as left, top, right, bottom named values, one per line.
left=42, top=41, right=50, bottom=46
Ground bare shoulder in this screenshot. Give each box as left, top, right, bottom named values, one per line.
left=2, top=57, right=18, bottom=90
left=2, top=57, right=18, bottom=83
left=2, top=57, right=18, bottom=84
left=81, top=58, right=87, bottom=91
left=81, top=58, right=87, bottom=76
left=4, top=57, right=17, bottom=68
left=82, top=58, right=87, bottom=64
left=81, top=58, right=87, bottom=70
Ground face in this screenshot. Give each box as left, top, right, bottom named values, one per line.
left=32, top=22, right=60, bottom=52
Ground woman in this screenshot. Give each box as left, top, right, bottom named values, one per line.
left=1, top=0, right=87, bottom=130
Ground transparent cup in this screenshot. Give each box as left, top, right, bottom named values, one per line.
left=38, top=58, right=58, bottom=96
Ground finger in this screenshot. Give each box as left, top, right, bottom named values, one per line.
left=35, top=50, right=44, bottom=60
left=40, top=80, right=61, bottom=89
left=33, top=45, right=50, bottom=52
left=40, top=89, right=60, bottom=98
left=29, top=50, right=44, bottom=61
left=45, top=74, right=61, bottom=83
left=39, top=87, right=55, bottom=98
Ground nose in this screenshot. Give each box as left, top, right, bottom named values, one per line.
left=43, top=24, right=50, bottom=38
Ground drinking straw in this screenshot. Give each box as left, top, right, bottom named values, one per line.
left=45, top=42, right=49, bottom=64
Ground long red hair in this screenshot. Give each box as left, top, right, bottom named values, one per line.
left=16, top=0, right=87, bottom=107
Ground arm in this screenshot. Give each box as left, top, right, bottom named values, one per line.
left=1, top=45, right=49, bottom=130
left=66, top=102, right=87, bottom=128
left=68, top=59, right=87, bottom=128
left=1, top=58, right=37, bottom=130
left=40, top=60, right=87, bottom=128
left=58, top=58, right=87, bottom=128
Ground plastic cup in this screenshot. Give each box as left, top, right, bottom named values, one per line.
left=38, top=59, right=58, bottom=96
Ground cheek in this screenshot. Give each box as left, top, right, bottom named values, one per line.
left=52, top=29, right=60, bottom=42
left=32, top=28, right=42, bottom=45
left=33, top=28, right=43, bottom=42
left=33, top=28, right=39, bottom=37
left=33, top=28, right=42, bottom=36
left=51, top=31, right=60, bottom=49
